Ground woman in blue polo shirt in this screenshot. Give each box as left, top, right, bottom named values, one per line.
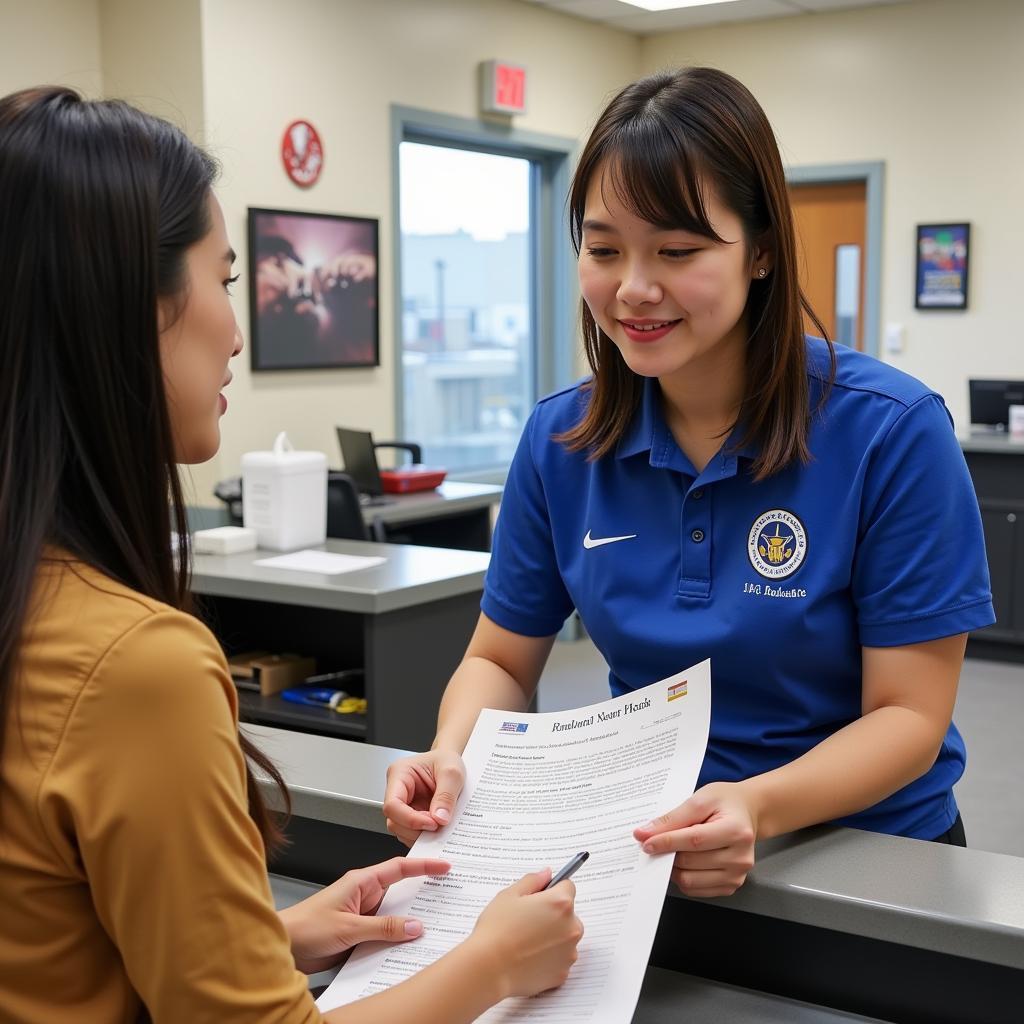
left=383, top=67, right=994, bottom=897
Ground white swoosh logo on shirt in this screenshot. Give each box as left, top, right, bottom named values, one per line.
left=583, top=530, right=638, bottom=550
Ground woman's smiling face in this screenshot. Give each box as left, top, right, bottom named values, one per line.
left=578, top=162, right=765, bottom=385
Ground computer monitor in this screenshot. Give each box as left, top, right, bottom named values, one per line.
left=336, top=427, right=383, bottom=496
left=969, top=379, right=1024, bottom=429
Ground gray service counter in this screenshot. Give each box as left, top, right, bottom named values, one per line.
left=253, top=725, right=1023, bottom=1024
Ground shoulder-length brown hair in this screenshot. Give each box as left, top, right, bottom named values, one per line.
left=560, top=66, right=834, bottom=480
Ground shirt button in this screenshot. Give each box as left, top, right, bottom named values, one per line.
left=691, top=529, right=705, bottom=543
left=692, top=489, right=705, bottom=500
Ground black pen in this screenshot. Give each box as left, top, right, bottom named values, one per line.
left=545, top=851, right=589, bottom=889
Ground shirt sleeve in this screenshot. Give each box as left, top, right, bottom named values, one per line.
left=482, top=408, right=575, bottom=636
left=42, top=611, right=320, bottom=1024
left=853, top=393, right=995, bottom=646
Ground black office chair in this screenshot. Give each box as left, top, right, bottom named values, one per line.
left=373, top=441, right=422, bottom=466
left=213, top=476, right=244, bottom=525
left=327, top=472, right=386, bottom=542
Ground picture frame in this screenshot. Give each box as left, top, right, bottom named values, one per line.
left=248, top=207, right=380, bottom=371
left=915, top=222, right=970, bottom=311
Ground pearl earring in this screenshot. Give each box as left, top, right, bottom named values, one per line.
left=757, top=267, right=767, bottom=278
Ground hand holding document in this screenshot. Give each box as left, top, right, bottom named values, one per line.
left=318, top=660, right=711, bottom=1022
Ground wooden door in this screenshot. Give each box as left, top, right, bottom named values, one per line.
left=789, top=181, right=867, bottom=349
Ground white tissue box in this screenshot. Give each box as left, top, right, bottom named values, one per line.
left=192, top=526, right=258, bottom=555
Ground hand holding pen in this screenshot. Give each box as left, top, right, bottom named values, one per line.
left=469, top=853, right=587, bottom=999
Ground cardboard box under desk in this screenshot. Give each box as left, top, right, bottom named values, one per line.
left=228, top=651, right=317, bottom=697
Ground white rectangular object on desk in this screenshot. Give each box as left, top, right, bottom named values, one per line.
left=241, top=432, right=327, bottom=551
left=192, top=526, right=258, bottom=555
left=1009, top=404, right=1024, bottom=439
left=253, top=550, right=386, bottom=575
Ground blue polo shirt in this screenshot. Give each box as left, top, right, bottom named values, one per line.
left=482, top=337, right=995, bottom=839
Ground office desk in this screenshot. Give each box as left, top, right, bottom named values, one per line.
left=254, top=725, right=1023, bottom=1024
left=191, top=540, right=489, bottom=749
left=363, top=480, right=502, bottom=551
left=960, top=435, right=1024, bottom=662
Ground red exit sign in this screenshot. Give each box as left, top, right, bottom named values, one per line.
left=480, top=60, right=527, bottom=116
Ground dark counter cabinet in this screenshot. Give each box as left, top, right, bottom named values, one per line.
left=962, top=438, right=1024, bottom=662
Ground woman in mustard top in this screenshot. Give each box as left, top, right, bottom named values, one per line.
left=0, top=87, right=581, bottom=1023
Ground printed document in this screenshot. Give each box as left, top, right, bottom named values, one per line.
left=317, top=660, right=711, bottom=1022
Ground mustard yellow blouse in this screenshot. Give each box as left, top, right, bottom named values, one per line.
left=0, top=553, right=319, bottom=1022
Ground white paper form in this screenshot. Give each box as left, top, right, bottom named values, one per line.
left=317, top=660, right=711, bottom=1022
left=252, top=550, right=385, bottom=575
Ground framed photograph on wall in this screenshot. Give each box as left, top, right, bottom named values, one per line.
left=915, top=222, right=970, bottom=310
left=248, top=207, right=379, bottom=371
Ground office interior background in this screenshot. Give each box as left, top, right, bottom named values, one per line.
left=3, top=0, right=1022, bottom=858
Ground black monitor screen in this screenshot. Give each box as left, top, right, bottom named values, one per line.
left=969, top=379, right=1024, bottom=427
left=336, top=427, right=382, bottom=495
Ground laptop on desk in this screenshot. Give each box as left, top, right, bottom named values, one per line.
left=336, top=427, right=395, bottom=506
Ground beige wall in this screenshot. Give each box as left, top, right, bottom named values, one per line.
left=99, top=0, right=205, bottom=137
left=0, top=0, right=103, bottom=97
left=194, top=0, right=638, bottom=504
left=640, top=0, right=1024, bottom=431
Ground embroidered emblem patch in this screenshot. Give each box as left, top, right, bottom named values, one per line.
left=747, top=509, right=808, bottom=580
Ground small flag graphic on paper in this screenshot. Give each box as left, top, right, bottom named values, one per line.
left=667, top=680, right=688, bottom=702
left=500, top=721, right=529, bottom=733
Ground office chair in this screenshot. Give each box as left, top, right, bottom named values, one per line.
left=327, top=471, right=387, bottom=542
left=373, top=440, right=422, bottom=466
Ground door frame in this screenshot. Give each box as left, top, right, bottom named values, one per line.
left=786, top=161, right=884, bottom=357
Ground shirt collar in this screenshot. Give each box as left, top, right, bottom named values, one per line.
left=616, top=377, right=760, bottom=471
left=615, top=377, right=660, bottom=460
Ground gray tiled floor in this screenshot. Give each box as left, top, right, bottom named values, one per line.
left=540, top=640, right=1024, bottom=858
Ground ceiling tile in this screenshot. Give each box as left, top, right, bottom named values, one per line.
left=547, top=0, right=641, bottom=18
left=521, top=0, right=922, bottom=33
left=787, top=0, right=908, bottom=10
left=606, top=0, right=799, bottom=34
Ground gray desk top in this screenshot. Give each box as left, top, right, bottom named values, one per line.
left=252, top=725, right=1024, bottom=970
left=191, top=539, right=489, bottom=614
left=362, top=480, right=502, bottom=526
left=960, top=433, right=1024, bottom=454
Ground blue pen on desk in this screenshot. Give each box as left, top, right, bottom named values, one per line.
left=545, top=851, right=589, bottom=889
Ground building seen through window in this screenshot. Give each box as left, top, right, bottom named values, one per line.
left=399, top=142, right=533, bottom=472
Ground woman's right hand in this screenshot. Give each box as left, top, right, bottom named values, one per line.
left=468, top=870, right=584, bottom=999
left=382, top=749, right=467, bottom=846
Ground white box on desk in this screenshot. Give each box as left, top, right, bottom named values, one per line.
left=192, top=525, right=258, bottom=555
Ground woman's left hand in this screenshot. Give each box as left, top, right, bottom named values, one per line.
left=633, top=782, right=758, bottom=898
left=279, top=856, right=450, bottom=974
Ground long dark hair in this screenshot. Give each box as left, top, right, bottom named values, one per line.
left=560, top=67, right=834, bottom=479
left=0, top=87, right=289, bottom=853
